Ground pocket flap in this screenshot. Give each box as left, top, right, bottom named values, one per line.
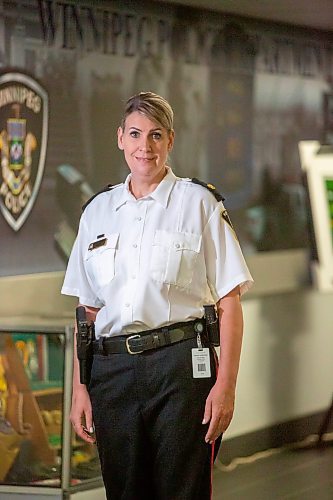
left=105, top=232, right=120, bottom=249
left=153, top=230, right=201, bottom=252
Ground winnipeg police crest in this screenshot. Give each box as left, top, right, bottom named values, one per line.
left=0, top=72, right=48, bottom=231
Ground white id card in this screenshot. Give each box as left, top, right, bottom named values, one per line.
left=192, top=348, right=211, bottom=378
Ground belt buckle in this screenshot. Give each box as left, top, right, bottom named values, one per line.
left=126, top=334, right=143, bottom=354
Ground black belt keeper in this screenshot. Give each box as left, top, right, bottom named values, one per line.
left=93, top=319, right=206, bottom=355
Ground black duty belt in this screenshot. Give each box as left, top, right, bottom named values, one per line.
left=93, top=319, right=205, bottom=355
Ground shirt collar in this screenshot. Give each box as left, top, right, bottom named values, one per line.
left=113, top=167, right=177, bottom=210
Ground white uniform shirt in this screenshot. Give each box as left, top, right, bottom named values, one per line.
left=61, top=168, right=253, bottom=338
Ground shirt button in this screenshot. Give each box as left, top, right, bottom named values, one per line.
left=132, top=275, right=136, bottom=280
left=133, top=243, right=137, bottom=248
left=125, top=303, right=130, bottom=307
left=175, top=243, right=180, bottom=249
left=137, top=217, right=142, bottom=221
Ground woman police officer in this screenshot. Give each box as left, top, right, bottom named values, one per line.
left=62, top=91, right=253, bottom=499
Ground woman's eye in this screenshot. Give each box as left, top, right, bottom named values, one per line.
left=152, top=132, right=162, bottom=140
left=130, top=131, right=139, bottom=138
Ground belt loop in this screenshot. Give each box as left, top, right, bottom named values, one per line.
left=97, top=336, right=105, bottom=355
left=162, top=327, right=170, bottom=345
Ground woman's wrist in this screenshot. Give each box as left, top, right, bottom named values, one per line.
left=215, top=374, right=237, bottom=394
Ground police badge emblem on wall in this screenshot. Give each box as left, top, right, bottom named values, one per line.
left=0, top=72, right=48, bottom=231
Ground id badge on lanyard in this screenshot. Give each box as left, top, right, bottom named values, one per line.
left=192, top=332, right=211, bottom=378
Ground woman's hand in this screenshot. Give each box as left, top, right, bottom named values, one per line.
left=202, top=287, right=243, bottom=444
left=202, top=382, right=235, bottom=443
left=70, top=385, right=96, bottom=444
left=70, top=303, right=99, bottom=444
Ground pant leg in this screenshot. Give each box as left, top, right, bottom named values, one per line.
left=88, top=353, right=155, bottom=500
left=89, top=337, right=218, bottom=500
left=138, top=337, right=217, bottom=500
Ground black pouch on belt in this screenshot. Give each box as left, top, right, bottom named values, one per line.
left=76, top=306, right=95, bottom=385
left=204, top=305, right=220, bottom=346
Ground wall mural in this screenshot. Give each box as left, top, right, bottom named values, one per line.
left=0, top=0, right=332, bottom=276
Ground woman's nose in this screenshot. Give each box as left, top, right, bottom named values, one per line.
left=139, top=136, right=152, bottom=150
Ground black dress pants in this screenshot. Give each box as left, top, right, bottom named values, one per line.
left=88, top=336, right=218, bottom=500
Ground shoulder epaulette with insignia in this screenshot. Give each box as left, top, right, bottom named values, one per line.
left=82, top=184, right=114, bottom=212
left=191, top=178, right=225, bottom=202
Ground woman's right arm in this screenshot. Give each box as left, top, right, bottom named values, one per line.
left=70, top=304, right=99, bottom=444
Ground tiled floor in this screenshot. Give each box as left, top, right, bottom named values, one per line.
left=212, top=441, right=333, bottom=499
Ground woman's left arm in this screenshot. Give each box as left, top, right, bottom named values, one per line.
left=202, top=286, right=244, bottom=444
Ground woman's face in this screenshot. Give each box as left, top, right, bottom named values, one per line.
left=117, top=111, right=174, bottom=181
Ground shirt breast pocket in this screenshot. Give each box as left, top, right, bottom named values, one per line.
left=84, top=233, right=119, bottom=289
left=151, top=230, right=201, bottom=288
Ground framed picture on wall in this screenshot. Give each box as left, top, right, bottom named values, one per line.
left=299, top=140, right=333, bottom=291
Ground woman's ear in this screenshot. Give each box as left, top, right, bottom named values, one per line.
left=117, top=126, right=124, bottom=150
left=168, top=129, right=175, bottom=151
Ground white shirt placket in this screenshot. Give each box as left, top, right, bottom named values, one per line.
left=121, top=201, right=147, bottom=326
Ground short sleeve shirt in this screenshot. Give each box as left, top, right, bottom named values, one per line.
left=61, top=168, right=253, bottom=338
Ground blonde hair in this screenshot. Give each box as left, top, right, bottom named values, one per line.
left=120, top=92, right=174, bottom=132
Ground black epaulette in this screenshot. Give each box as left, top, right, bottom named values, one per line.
left=191, top=178, right=225, bottom=202
left=82, top=184, right=114, bottom=212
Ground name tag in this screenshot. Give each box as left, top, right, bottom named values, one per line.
left=192, top=348, right=211, bottom=378
left=88, top=237, right=107, bottom=251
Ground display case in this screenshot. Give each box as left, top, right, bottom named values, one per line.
left=0, top=321, right=106, bottom=499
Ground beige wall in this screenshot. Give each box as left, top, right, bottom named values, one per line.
left=0, top=272, right=75, bottom=326
left=229, top=288, right=333, bottom=439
